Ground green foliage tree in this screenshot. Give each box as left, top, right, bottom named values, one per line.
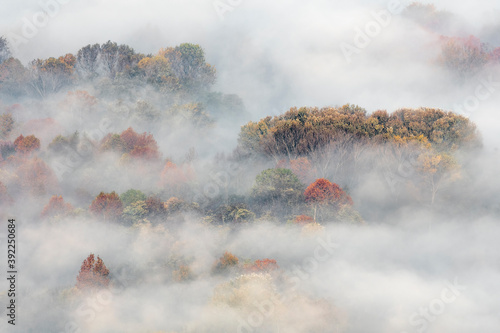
left=120, top=188, right=147, bottom=207
left=251, top=168, right=304, bottom=217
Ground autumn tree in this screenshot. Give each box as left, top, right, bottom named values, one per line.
left=213, top=251, right=239, bottom=274
left=160, top=43, right=216, bottom=92
left=417, top=152, right=460, bottom=204
left=137, top=55, right=178, bottom=90
left=120, top=127, right=160, bottom=160
left=304, top=178, right=353, bottom=221
left=239, top=106, right=480, bottom=159
left=144, top=196, right=167, bottom=221
left=29, top=54, right=76, bottom=97
left=439, top=35, right=489, bottom=81
left=89, top=191, right=123, bottom=222
left=14, top=134, right=40, bottom=154
left=122, top=200, right=148, bottom=225
left=76, top=254, right=110, bottom=290
left=41, top=195, right=74, bottom=219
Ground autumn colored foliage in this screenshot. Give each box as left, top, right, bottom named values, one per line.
left=305, top=178, right=353, bottom=207
left=76, top=254, right=110, bottom=290
left=213, top=251, right=239, bottom=273
left=101, top=127, right=160, bottom=160
left=41, top=195, right=74, bottom=219
left=239, top=106, right=479, bottom=158
left=244, top=259, right=279, bottom=273
left=14, top=134, right=41, bottom=154
left=89, top=191, right=123, bottom=221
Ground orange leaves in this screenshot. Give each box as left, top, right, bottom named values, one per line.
left=14, top=134, right=40, bottom=154
left=244, top=259, right=279, bottom=273
left=120, top=127, right=160, bottom=160
left=89, top=191, right=123, bottom=222
left=213, top=251, right=239, bottom=274
left=41, top=195, right=73, bottom=219
left=304, top=178, right=353, bottom=207
left=99, top=127, right=160, bottom=161
left=76, top=253, right=110, bottom=290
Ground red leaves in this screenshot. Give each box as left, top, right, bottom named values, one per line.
left=89, top=191, right=123, bottom=222
left=41, top=195, right=73, bottom=219
left=100, top=127, right=160, bottom=160
left=304, top=178, right=353, bottom=207
left=244, top=259, right=279, bottom=273
left=14, top=134, right=40, bottom=154
left=76, top=253, right=110, bottom=290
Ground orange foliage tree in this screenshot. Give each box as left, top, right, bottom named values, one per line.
left=41, top=195, right=73, bottom=219
left=14, top=134, right=40, bottom=154
left=213, top=251, right=239, bottom=274
left=100, top=127, right=160, bottom=160
left=304, top=178, right=353, bottom=220
left=76, top=254, right=110, bottom=290
left=89, top=191, right=123, bottom=222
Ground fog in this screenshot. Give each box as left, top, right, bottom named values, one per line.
left=1, top=0, right=500, bottom=332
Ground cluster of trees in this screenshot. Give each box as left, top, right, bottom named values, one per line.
left=238, top=105, right=479, bottom=159
left=403, top=3, right=500, bottom=81
left=0, top=39, right=216, bottom=99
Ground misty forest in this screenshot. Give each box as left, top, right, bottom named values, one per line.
left=1, top=1, right=500, bottom=332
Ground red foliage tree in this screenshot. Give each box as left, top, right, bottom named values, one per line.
left=14, top=134, right=41, bottom=154
left=120, top=127, right=159, bottom=159
left=89, top=191, right=123, bottom=222
left=145, top=196, right=167, bottom=219
left=304, top=178, right=353, bottom=220
left=41, top=195, right=73, bottom=219
left=213, top=251, right=239, bottom=273
left=76, top=253, right=110, bottom=290
left=244, top=259, right=279, bottom=273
